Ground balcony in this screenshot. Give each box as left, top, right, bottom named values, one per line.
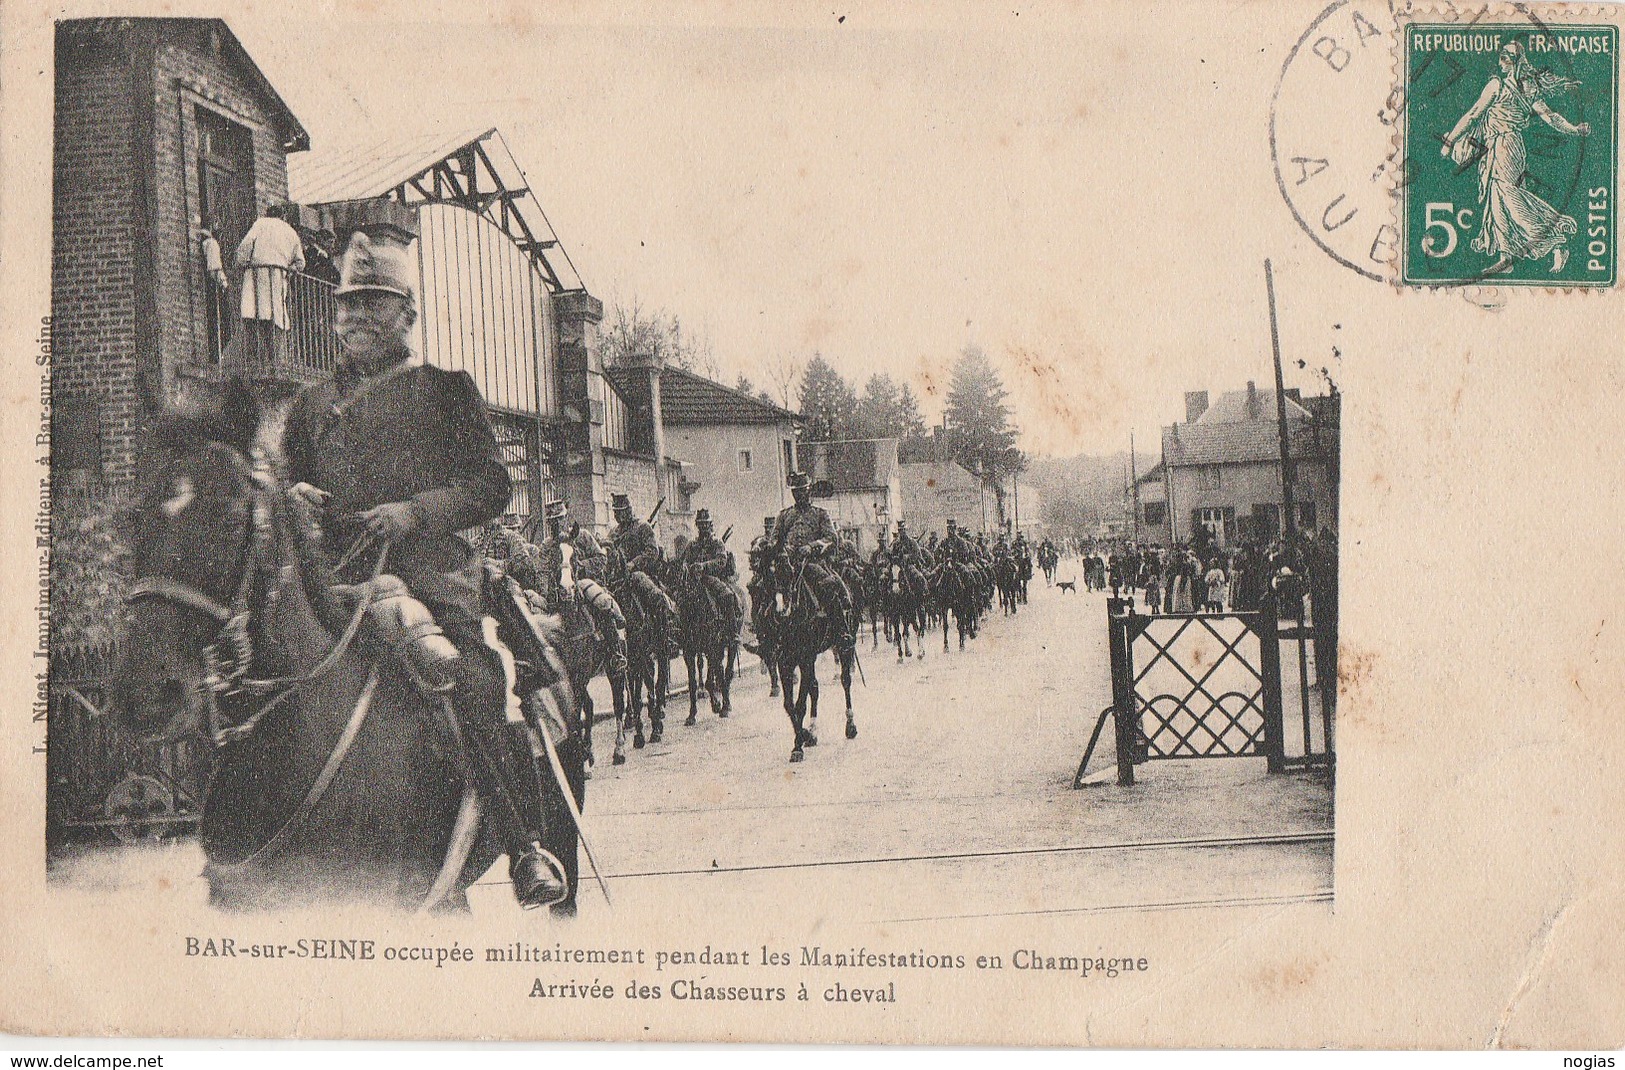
left=207, top=266, right=340, bottom=385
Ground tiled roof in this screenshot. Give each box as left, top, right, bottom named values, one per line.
left=1196, top=387, right=1312, bottom=424
left=630, top=366, right=800, bottom=425
left=1163, top=419, right=1324, bottom=467
left=796, top=439, right=899, bottom=491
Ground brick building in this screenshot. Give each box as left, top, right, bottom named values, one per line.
left=52, top=17, right=308, bottom=491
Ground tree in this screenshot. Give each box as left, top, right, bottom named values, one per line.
left=602, top=297, right=720, bottom=379
left=852, top=373, right=928, bottom=444
left=797, top=354, right=858, bottom=442
left=944, top=344, right=1020, bottom=495
left=763, top=352, right=805, bottom=410
left=735, top=373, right=756, bottom=396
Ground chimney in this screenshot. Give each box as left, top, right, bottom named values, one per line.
left=628, top=350, right=666, bottom=470
left=1246, top=380, right=1259, bottom=419
left=1184, top=391, right=1209, bottom=424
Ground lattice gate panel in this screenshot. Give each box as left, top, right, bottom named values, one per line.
left=1130, top=615, right=1268, bottom=759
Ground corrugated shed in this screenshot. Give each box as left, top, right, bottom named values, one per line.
left=288, top=126, right=494, bottom=204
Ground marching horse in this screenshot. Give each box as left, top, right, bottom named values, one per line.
left=114, top=385, right=579, bottom=912
left=600, top=545, right=668, bottom=757
left=763, top=555, right=856, bottom=762
left=932, top=561, right=981, bottom=651
left=883, top=559, right=928, bottom=661
left=664, top=560, right=742, bottom=725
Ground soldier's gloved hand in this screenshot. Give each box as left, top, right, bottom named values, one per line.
left=361, top=501, right=421, bottom=541
left=290, top=482, right=330, bottom=511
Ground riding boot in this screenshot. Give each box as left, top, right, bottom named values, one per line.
left=443, top=646, right=568, bottom=911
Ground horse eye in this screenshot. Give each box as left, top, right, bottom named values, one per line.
left=161, top=476, right=196, bottom=517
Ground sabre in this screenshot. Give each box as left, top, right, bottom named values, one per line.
left=534, top=711, right=613, bottom=910
left=646, top=497, right=665, bottom=525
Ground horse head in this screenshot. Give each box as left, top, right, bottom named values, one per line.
left=115, top=379, right=268, bottom=743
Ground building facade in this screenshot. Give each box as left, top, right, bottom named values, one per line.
left=794, top=439, right=902, bottom=554
left=52, top=18, right=309, bottom=492
left=1160, top=383, right=1340, bottom=548
left=652, top=367, right=801, bottom=551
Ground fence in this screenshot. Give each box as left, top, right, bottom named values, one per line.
left=1075, top=593, right=1334, bottom=787
left=212, top=266, right=341, bottom=378
left=47, top=650, right=208, bottom=843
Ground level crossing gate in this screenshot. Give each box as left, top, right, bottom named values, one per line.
left=1074, top=597, right=1332, bottom=787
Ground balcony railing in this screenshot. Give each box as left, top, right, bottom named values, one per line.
left=214, top=266, right=340, bottom=380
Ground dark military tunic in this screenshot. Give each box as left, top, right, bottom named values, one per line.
left=768, top=503, right=837, bottom=560
left=282, top=359, right=510, bottom=621
left=612, top=518, right=662, bottom=574
left=940, top=531, right=974, bottom=564
left=680, top=533, right=736, bottom=580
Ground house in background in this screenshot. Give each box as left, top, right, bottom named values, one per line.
left=1134, top=462, right=1168, bottom=544
left=1161, top=382, right=1340, bottom=548
left=646, top=366, right=801, bottom=550
left=795, top=439, right=901, bottom=554
left=900, top=459, right=993, bottom=536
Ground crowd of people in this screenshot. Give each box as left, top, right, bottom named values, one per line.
left=1074, top=528, right=1339, bottom=622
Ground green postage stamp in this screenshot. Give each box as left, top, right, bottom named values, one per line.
left=1400, top=19, right=1618, bottom=287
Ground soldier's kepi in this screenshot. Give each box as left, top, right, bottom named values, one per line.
left=768, top=471, right=855, bottom=646
left=280, top=230, right=567, bottom=910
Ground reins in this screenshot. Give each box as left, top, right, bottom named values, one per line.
left=126, top=459, right=391, bottom=747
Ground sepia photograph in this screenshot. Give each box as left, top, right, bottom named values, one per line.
left=2, top=0, right=1621, bottom=1049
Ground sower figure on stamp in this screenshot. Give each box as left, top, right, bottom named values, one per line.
left=281, top=231, right=567, bottom=910
left=768, top=471, right=856, bottom=650
left=1442, top=40, right=1591, bottom=274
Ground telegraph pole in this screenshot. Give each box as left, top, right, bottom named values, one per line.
left=1129, top=431, right=1141, bottom=542
left=1265, top=259, right=1297, bottom=540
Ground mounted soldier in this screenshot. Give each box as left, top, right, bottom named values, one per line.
left=940, top=519, right=974, bottom=564
left=890, top=519, right=921, bottom=567
left=869, top=527, right=892, bottom=571
left=678, top=508, right=742, bottom=621
left=505, top=500, right=627, bottom=682
left=610, top=492, right=679, bottom=621
left=767, top=471, right=855, bottom=649
left=280, top=231, right=565, bottom=909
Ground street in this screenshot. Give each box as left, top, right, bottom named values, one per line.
left=47, top=575, right=1334, bottom=924
left=469, top=572, right=1335, bottom=924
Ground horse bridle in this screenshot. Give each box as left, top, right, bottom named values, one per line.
left=126, top=452, right=273, bottom=719
left=125, top=452, right=383, bottom=746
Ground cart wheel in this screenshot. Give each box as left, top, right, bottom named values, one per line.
left=104, top=774, right=176, bottom=844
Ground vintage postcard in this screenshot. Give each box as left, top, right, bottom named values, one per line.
left=1, top=0, right=1621, bottom=1048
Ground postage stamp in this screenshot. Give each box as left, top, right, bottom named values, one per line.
left=1398, top=16, right=1618, bottom=287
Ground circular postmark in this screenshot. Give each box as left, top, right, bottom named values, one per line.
left=1272, top=1, right=1612, bottom=288
left=1272, top=0, right=1406, bottom=283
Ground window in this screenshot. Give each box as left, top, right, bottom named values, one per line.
left=1143, top=501, right=1166, bottom=526
left=1197, top=465, right=1223, bottom=491
left=783, top=439, right=795, bottom=477
left=1193, top=507, right=1236, bottom=546
left=1296, top=501, right=1317, bottom=531
left=739, top=449, right=753, bottom=471
left=1251, top=503, right=1281, bottom=539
